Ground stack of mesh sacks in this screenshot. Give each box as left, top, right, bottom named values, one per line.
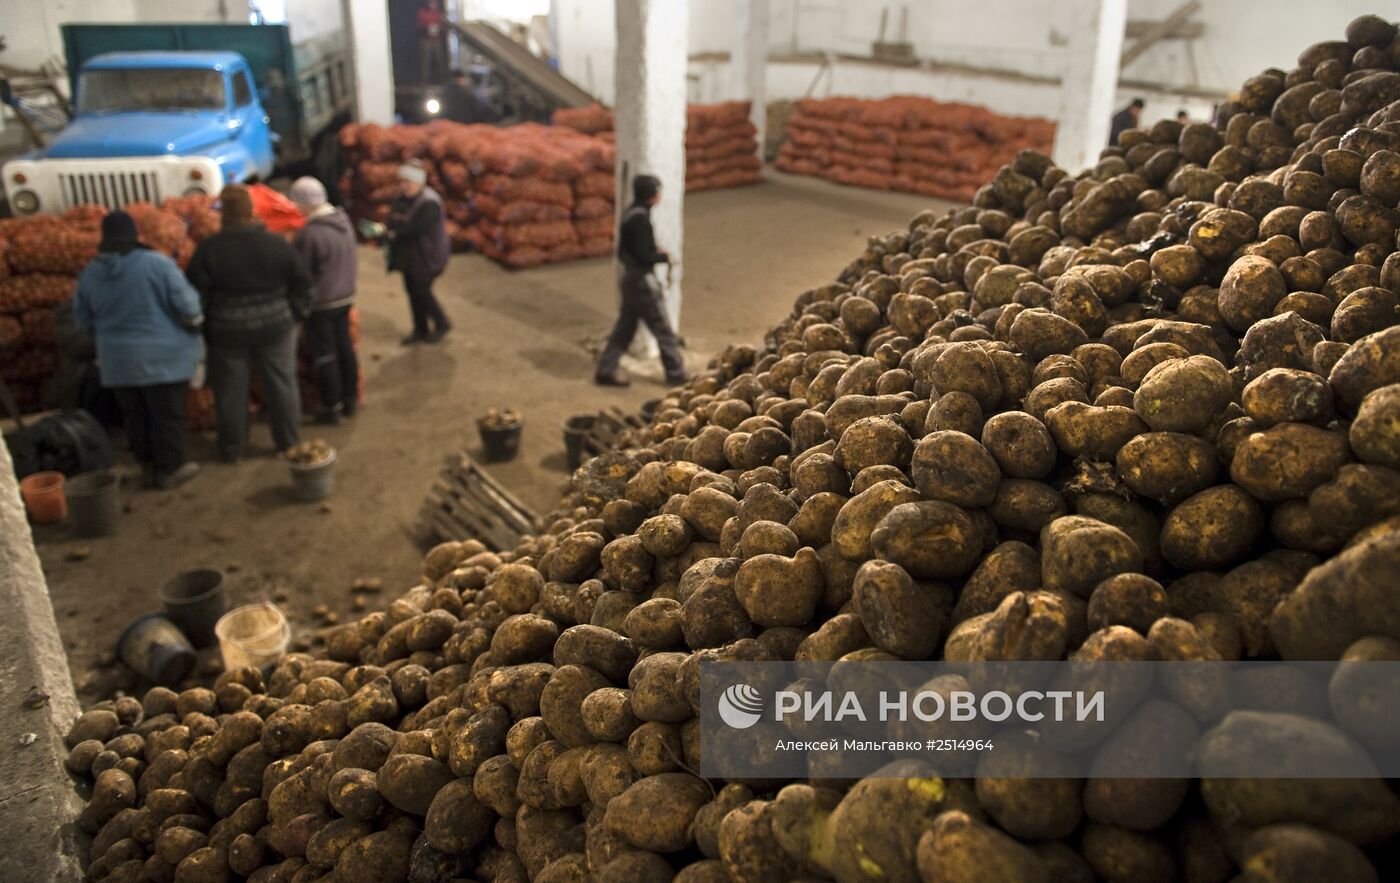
left=552, top=101, right=764, bottom=192
left=776, top=95, right=1056, bottom=202
left=0, top=196, right=361, bottom=427
left=338, top=122, right=617, bottom=269
left=0, top=204, right=196, bottom=416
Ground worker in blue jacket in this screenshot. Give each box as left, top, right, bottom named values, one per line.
left=73, top=211, right=204, bottom=489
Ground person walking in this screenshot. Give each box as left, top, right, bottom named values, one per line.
left=595, top=174, right=687, bottom=387
left=1109, top=98, right=1144, bottom=145
left=72, top=211, right=203, bottom=489
left=186, top=184, right=311, bottom=462
left=290, top=176, right=360, bottom=424
left=387, top=161, right=452, bottom=345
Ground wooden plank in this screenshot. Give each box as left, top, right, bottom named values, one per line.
left=1121, top=1, right=1201, bottom=69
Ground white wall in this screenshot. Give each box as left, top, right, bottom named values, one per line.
left=554, top=0, right=1388, bottom=120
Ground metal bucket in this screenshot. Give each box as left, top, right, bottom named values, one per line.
left=159, top=568, right=226, bottom=648
left=116, top=613, right=196, bottom=686
left=65, top=470, right=121, bottom=537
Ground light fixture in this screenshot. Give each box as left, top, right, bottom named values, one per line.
left=425, top=98, right=441, bottom=115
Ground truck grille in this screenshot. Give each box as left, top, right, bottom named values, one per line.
left=57, top=171, right=162, bottom=209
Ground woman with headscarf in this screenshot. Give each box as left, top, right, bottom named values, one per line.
left=72, top=211, right=204, bottom=489
left=186, top=184, right=311, bottom=462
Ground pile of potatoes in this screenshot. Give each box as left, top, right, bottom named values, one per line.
left=68, top=13, right=1400, bottom=883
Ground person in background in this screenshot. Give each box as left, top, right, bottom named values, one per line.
left=595, top=174, right=687, bottom=388
left=186, top=184, right=310, bottom=462
left=72, top=211, right=203, bottom=489
left=418, top=0, right=448, bottom=83
left=1176, top=109, right=1190, bottom=124
left=290, top=176, right=360, bottom=424
left=442, top=68, right=495, bottom=124
left=1109, top=97, right=1145, bottom=145
left=387, top=162, right=452, bottom=345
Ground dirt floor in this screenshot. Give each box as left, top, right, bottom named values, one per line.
left=28, top=172, right=947, bottom=701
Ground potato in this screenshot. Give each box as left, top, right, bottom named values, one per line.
left=834, top=414, right=914, bottom=474
left=473, top=754, right=522, bottom=817
left=173, top=846, right=230, bottom=883
left=1160, top=485, right=1266, bottom=571
left=1087, top=573, right=1167, bottom=634
left=552, top=624, right=637, bottom=683
left=323, top=767, right=382, bottom=822
left=870, top=501, right=983, bottom=580
left=67, top=708, right=120, bottom=748
left=375, top=753, right=453, bottom=815
left=1236, top=823, right=1379, bottom=883
left=604, top=774, right=711, bottom=853
left=1080, top=824, right=1176, bottom=883
left=831, top=479, right=922, bottom=561
left=852, top=560, right=946, bottom=659
left=423, top=778, right=493, bottom=853
left=332, top=830, right=413, bottom=883
left=1230, top=423, right=1349, bottom=501
left=1131, top=355, right=1233, bottom=433
left=1329, top=326, right=1400, bottom=412
left=733, top=547, right=823, bottom=627
left=490, top=615, right=560, bottom=666
left=1040, top=516, right=1142, bottom=600
left=1044, top=402, right=1146, bottom=460
left=910, top=430, right=1001, bottom=507
left=1349, top=384, right=1400, bottom=468
left=1241, top=368, right=1334, bottom=426
left=1270, top=528, right=1400, bottom=660
left=1199, top=711, right=1400, bottom=845
left=979, top=412, right=1057, bottom=479
left=915, top=810, right=1048, bottom=883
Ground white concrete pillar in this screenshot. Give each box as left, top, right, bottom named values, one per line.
left=345, top=0, right=396, bottom=125
left=1051, top=0, right=1127, bottom=174
left=615, top=0, right=688, bottom=336
left=730, top=0, right=768, bottom=155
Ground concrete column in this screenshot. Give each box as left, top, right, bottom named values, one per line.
left=1050, top=0, right=1127, bottom=174
left=345, top=0, right=396, bottom=125
left=730, top=0, right=768, bottom=155
left=615, top=0, right=688, bottom=349
left=0, top=441, right=85, bottom=883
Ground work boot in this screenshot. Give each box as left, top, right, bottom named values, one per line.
left=313, top=407, right=341, bottom=426
left=342, top=400, right=358, bottom=418
left=665, top=372, right=690, bottom=386
left=401, top=333, right=428, bottom=346
left=426, top=323, right=452, bottom=343
left=595, top=370, right=630, bottom=387
left=155, top=462, right=200, bottom=490
left=141, top=464, right=158, bottom=489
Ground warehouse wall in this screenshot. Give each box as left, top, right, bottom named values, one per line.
left=554, top=0, right=1388, bottom=120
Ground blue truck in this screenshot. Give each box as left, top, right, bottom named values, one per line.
left=3, top=19, right=351, bottom=216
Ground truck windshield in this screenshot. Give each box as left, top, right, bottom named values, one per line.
left=79, top=68, right=226, bottom=113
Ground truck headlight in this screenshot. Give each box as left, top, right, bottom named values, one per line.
left=11, top=189, right=39, bottom=214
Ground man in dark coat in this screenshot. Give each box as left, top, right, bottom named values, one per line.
left=595, top=174, right=687, bottom=387
left=1109, top=98, right=1144, bottom=146
left=291, top=176, right=360, bottom=423
left=388, top=162, right=452, bottom=345
left=186, top=184, right=311, bottom=461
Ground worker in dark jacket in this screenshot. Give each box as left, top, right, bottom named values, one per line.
left=595, top=174, right=687, bottom=387
left=186, top=184, right=311, bottom=462
left=73, top=211, right=204, bottom=489
left=388, top=162, right=452, bottom=345
left=1109, top=98, right=1144, bottom=146
left=291, top=176, right=360, bottom=424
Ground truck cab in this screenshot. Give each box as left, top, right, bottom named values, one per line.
left=4, top=51, right=275, bottom=216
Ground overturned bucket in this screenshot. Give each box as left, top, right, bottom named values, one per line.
left=215, top=603, right=290, bottom=672
left=116, top=613, right=196, bottom=686
left=66, top=470, right=121, bottom=537
left=159, top=568, right=226, bottom=648
left=563, top=414, right=597, bottom=471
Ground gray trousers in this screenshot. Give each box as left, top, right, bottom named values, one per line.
left=207, top=328, right=302, bottom=459
left=596, top=266, right=685, bottom=380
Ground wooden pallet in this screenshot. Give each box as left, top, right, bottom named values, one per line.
left=582, top=405, right=647, bottom=455
left=419, top=452, right=539, bottom=551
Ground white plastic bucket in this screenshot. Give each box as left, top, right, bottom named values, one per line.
left=215, top=603, right=290, bottom=671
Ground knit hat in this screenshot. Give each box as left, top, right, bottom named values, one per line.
left=219, top=184, right=255, bottom=223
left=99, top=210, right=140, bottom=251
left=398, top=162, right=428, bottom=185
left=632, top=174, right=661, bottom=204
left=289, top=176, right=328, bottom=209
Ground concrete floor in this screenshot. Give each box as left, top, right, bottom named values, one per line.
left=30, top=172, right=947, bottom=700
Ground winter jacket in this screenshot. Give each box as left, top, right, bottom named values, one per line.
left=388, top=187, right=450, bottom=281
left=293, top=206, right=358, bottom=311
left=72, top=248, right=204, bottom=388
left=186, top=222, right=312, bottom=346
left=617, top=202, right=668, bottom=268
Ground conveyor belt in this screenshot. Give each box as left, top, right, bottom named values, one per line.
left=454, top=20, right=595, bottom=110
